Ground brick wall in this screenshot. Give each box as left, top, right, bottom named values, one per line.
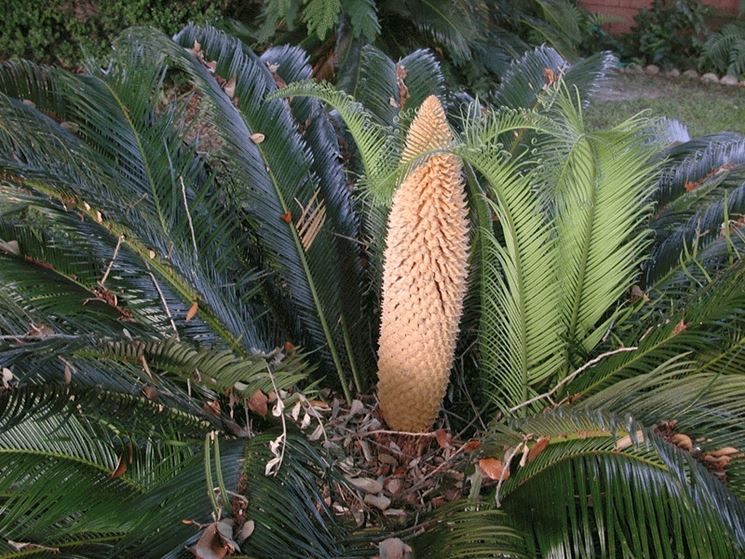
left=578, top=0, right=739, bottom=33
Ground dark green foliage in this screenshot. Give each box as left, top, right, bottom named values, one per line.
left=702, top=22, right=745, bottom=77
left=623, top=0, right=710, bottom=69
left=0, top=0, right=228, bottom=67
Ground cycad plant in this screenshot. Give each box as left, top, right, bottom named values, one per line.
left=1, top=24, right=745, bottom=558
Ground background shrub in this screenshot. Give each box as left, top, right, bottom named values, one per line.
left=622, top=0, right=710, bottom=69
left=0, top=0, right=233, bottom=67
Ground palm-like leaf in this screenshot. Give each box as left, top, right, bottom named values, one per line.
left=485, top=412, right=745, bottom=558
left=1, top=22, right=745, bottom=559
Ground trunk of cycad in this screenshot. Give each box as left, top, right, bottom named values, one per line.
left=376, top=96, right=470, bottom=432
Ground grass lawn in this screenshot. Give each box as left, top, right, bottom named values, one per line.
left=584, top=72, right=745, bottom=137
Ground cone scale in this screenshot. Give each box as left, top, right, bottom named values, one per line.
left=376, top=96, right=470, bottom=432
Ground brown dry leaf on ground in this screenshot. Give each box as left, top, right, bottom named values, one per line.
left=247, top=390, right=269, bottom=417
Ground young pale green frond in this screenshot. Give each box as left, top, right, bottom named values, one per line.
left=461, top=147, right=564, bottom=414
left=270, top=79, right=403, bottom=205
left=551, top=99, right=657, bottom=364
left=486, top=412, right=745, bottom=558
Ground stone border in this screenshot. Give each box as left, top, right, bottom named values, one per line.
left=619, top=63, right=745, bottom=87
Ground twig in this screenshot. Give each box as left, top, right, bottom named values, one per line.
left=508, top=346, right=638, bottom=414
left=495, top=442, right=525, bottom=507
left=99, top=234, right=124, bottom=288
left=265, top=363, right=287, bottom=476
left=148, top=271, right=179, bottom=340
left=148, top=270, right=189, bottom=392
left=458, top=339, right=487, bottom=431
left=180, top=176, right=198, bottom=258
left=401, top=438, right=473, bottom=496
left=0, top=333, right=79, bottom=341
left=364, top=429, right=438, bottom=438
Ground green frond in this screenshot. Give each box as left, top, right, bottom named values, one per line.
left=493, top=47, right=616, bottom=112
left=581, top=358, right=745, bottom=480
left=410, top=499, right=530, bottom=558
left=524, top=0, right=587, bottom=61
left=270, top=79, right=403, bottom=204
left=100, top=337, right=309, bottom=398
left=550, top=97, right=657, bottom=365
left=569, top=259, right=745, bottom=397
left=462, top=147, right=563, bottom=414
left=260, top=44, right=374, bottom=387
left=647, top=165, right=745, bottom=289
left=397, top=49, right=445, bottom=116
left=116, top=430, right=349, bottom=559
left=486, top=412, right=745, bottom=558
left=124, top=25, right=366, bottom=398
left=652, top=132, right=745, bottom=209
left=351, top=45, right=401, bottom=125
left=0, top=57, right=268, bottom=353
left=383, top=0, right=479, bottom=66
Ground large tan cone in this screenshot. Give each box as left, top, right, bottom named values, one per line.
left=376, top=95, right=470, bottom=432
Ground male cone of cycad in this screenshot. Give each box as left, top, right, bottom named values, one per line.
left=376, top=95, right=470, bottom=432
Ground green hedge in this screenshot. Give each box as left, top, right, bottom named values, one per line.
left=0, top=0, right=234, bottom=67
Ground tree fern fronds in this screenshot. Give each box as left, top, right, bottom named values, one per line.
left=342, top=0, right=381, bottom=41
left=302, top=0, right=343, bottom=40
left=702, top=22, right=745, bottom=76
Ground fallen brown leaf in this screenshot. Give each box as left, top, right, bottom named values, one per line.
left=478, top=457, right=509, bottom=481
left=462, top=439, right=481, bottom=453
left=110, top=452, right=127, bottom=479
left=247, top=390, right=269, bottom=417
left=186, top=302, right=199, bottom=322
left=224, top=77, right=237, bottom=99
left=435, top=429, right=452, bottom=449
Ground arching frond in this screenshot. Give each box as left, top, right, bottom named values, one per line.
left=410, top=500, right=530, bottom=558
left=269, top=79, right=402, bottom=204
left=485, top=412, right=745, bottom=558
left=124, top=25, right=366, bottom=398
